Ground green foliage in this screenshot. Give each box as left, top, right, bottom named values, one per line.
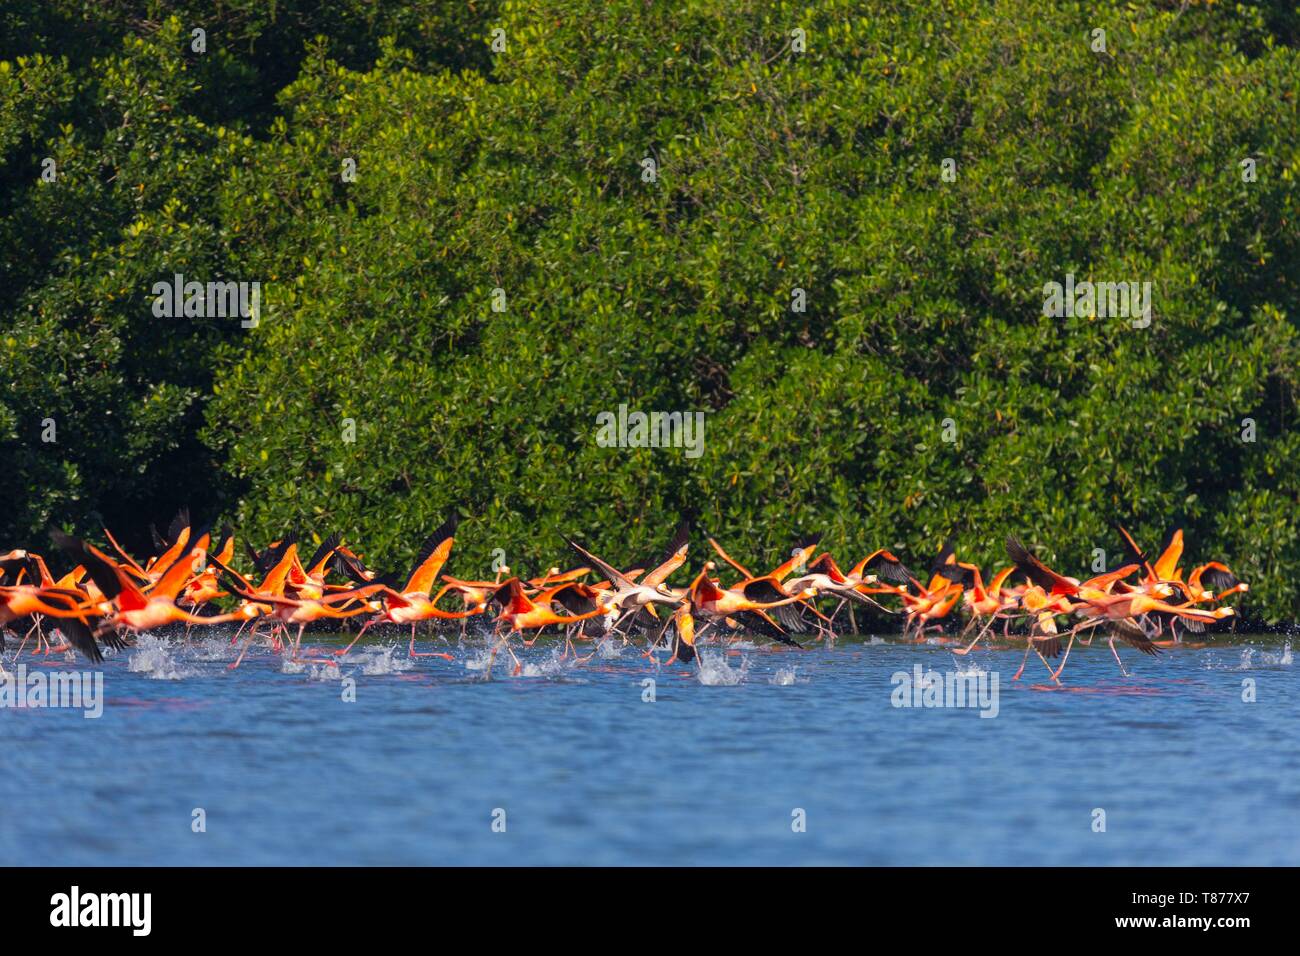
left=0, top=4, right=496, bottom=552
left=3, top=2, right=1299, bottom=618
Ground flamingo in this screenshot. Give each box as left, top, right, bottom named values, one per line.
left=217, top=579, right=390, bottom=666
left=674, top=561, right=817, bottom=653
left=334, top=517, right=480, bottom=657
left=478, top=577, right=611, bottom=675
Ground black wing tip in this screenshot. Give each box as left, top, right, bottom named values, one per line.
left=806, top=552, right=835, bottom=572
left=332, top=551, right=369, bottom=584
left=245, top=542, right=270, bottom=575
left=1203, top=567, right=1240, bottom=591
left=865, top=550, right=914, bottom=585
left=214, top=524, right=235, bottom=553
left=662, top=520, right=691, bottom=557
left=431, top=512, right=460, bottom=545
left=265, top=533, right=297, bottom=568
left=928, top=534, right=959, bottom=575
left=101, top=630, right=131, bottom=652
left=305, top=531, right=343, bottom=571
left=793, top=531, right=823, bottom=550
left=56, top=616, right=103, bottom=664
left=166, top=507, right=191, bottom=544
left=934, top=563, right=971, bottom=585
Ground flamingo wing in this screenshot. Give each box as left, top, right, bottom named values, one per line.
left=706, top=536, right=753, bottom=580
left=1152, top=528, right=1184, bottom=581
left=565, top=537, right=635, bottom=590
left=404, top=515, right=459, bottom=595
left=1005, top=537, right=1076, bottom=596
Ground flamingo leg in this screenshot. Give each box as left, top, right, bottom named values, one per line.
left=1108, top=636, right=1129, bottom=676
left=30, top=617, right=49, bottom=655
left=1048, top=633, right=1077, bottom=682
left=291, top=622, right=306, bottom=659
left=16, top=622, right=38, bottom=658
left=409, top=621, right=454, bottom=660
left=1036, top=647, right=1061, bottom=684
left=1011, top=638, right=1035, bottom=681
left=228, top=629, right=257, bottom=670
left=336, top=615, right=381, bottom=656
left=826, top=598, right=846, bottom=627
left=951, top=625, right=987, bottom=657
left=642, top=612, right=677, bottom=658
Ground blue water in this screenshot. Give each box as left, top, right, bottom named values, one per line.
left=2, top=629, right=1296, bottom=865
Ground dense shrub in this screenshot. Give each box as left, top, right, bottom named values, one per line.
left=3, top=2, right=1299, bottom=618
left=0, top=3, right=495, bottom=552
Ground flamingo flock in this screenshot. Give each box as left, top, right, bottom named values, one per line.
left=0, top=513, right=1249, bottom=683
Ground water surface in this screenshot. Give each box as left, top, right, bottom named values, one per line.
left=3, top=630, right=1296, bottom=865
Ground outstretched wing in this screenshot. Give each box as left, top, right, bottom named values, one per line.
left=404, top=514, right=460, bottom=595
left=1005, top=537, right=1075, bottom=596
left=565, top=537, right=635, bottom=590
left=857, top=549, right=915, bottom=586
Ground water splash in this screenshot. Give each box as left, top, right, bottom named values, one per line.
left=281, top=657, right=342, bottom=681
left=771, top=666, right=800, bottom=686
left=697, top=651, right=748, bottom=686
left=187, top=636, right=236, bottom=662
left=1237, top=643, right=1293, bottom=669
left=463, top=648, right=496, bottom=673
left=596, top=639, right=624, bottom=659
left=520, top=648, right=577, bottom=678
left=127, top=634, right=201, bottom=680
left=358, top=645, right=414, bottom=675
